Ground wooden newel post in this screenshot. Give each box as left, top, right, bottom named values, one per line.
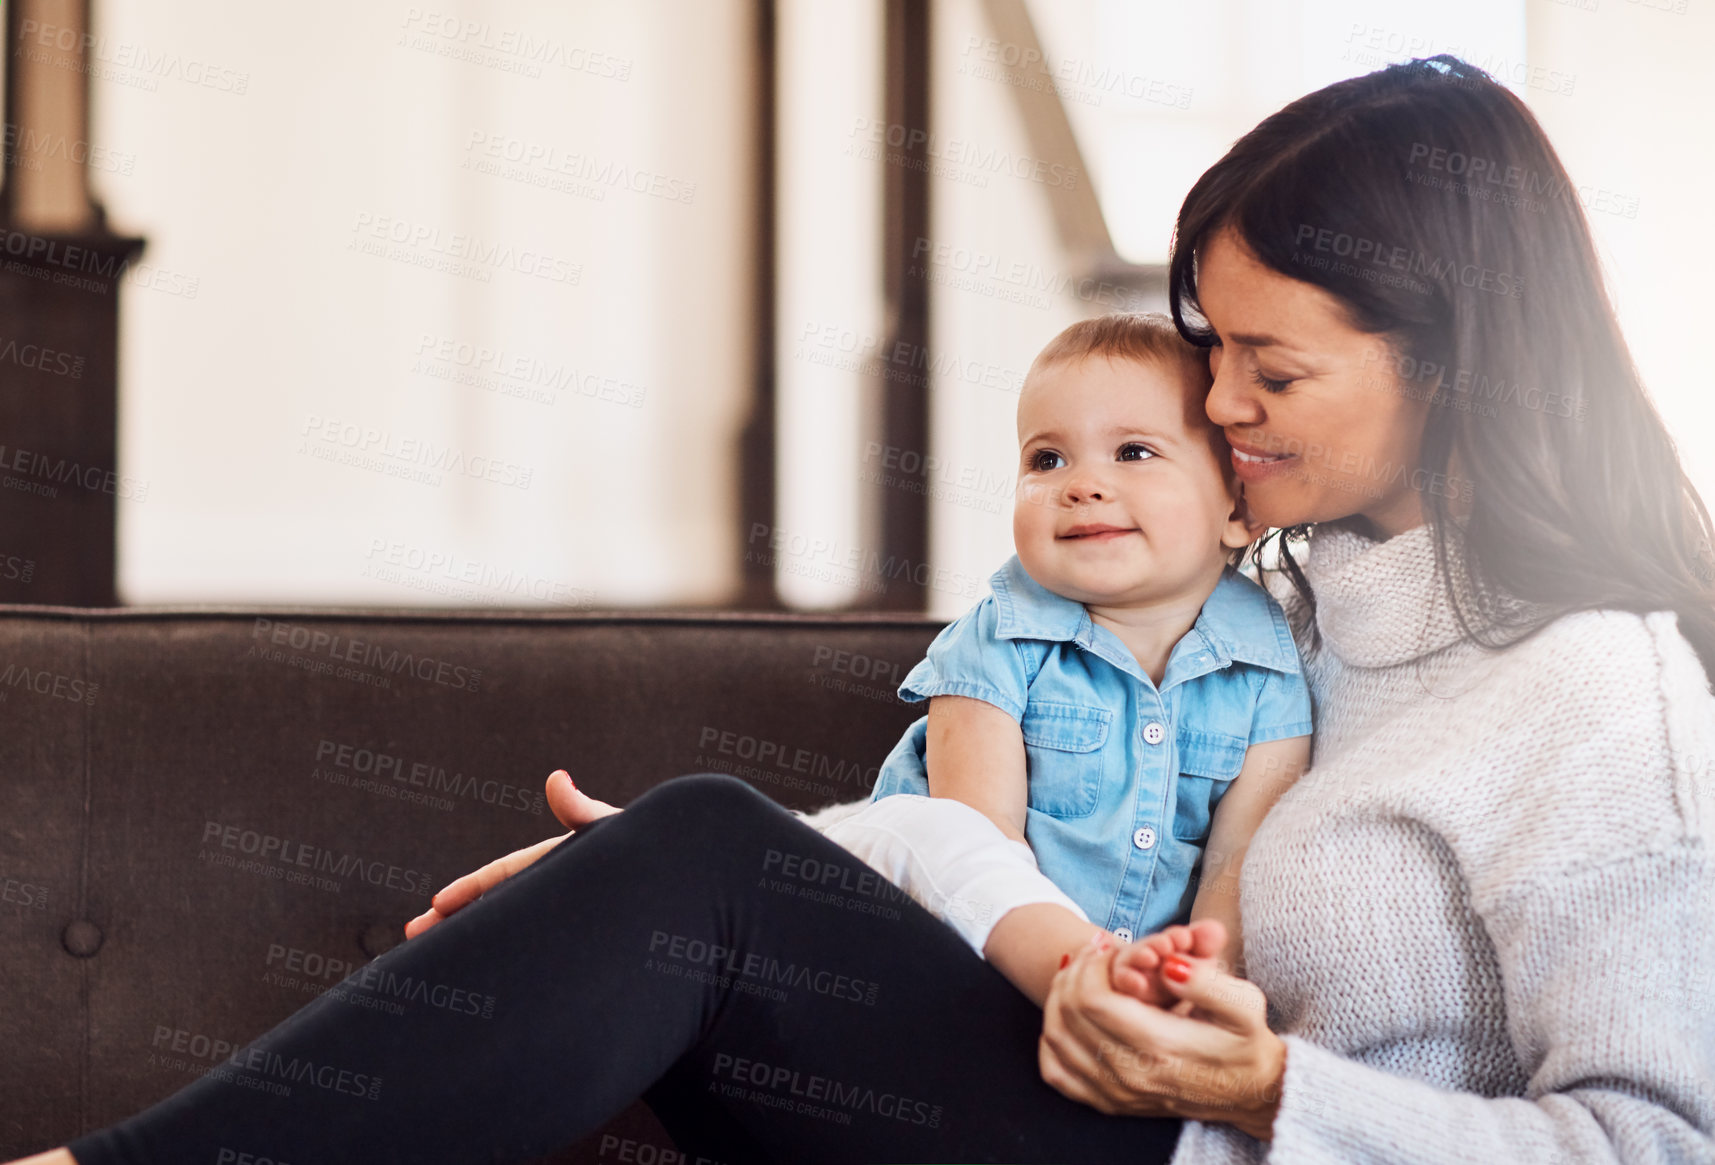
left=0, top=0, right=146, bottom=606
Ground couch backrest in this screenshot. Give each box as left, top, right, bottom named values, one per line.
left=0, top=604, right=941, bottom=1160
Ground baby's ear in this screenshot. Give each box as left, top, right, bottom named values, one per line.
left=1221, top=487, right=1268, bottom=549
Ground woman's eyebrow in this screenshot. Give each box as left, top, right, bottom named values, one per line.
left=1226, top=330, right=1289, bottom=349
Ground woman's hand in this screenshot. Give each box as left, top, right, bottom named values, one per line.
left=403, top=770, right=621, bottom=939
left=1039, top=927, right=1288, bottom=1142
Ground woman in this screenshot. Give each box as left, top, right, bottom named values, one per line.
left=18, top=54, right=1714, bottom=1165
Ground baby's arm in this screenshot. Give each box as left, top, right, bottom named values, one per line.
left=925, top=695, right=1114, bottom=1006
left=1188, top=733, right=1312, bottom=976
left=983, top=903, right=1109, bottom=1008
left=923, top=694, right=1030, bottom=842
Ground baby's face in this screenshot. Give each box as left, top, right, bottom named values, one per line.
left=1013, top=354, right=1247, bottom=608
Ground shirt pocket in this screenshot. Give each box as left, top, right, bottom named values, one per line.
left=1171, top=729, right=1246, bottom=841
left=1020, top=701, right=1110, bottom=818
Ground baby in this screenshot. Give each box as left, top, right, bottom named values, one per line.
left=867, top=312, right=1312, bottom=1006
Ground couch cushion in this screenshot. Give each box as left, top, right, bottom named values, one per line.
left=0, top=604, right=941, bottom=1160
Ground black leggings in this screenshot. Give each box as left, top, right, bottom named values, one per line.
left=66, top=773, right=1183, bottom=1165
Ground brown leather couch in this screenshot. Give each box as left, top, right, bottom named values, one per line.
left=0, top=603, right=941, bottom=1161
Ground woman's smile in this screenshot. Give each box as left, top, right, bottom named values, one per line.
left=1227, top=438, right=1297, bottom=484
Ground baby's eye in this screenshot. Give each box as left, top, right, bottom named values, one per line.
left=1117, top=443, right=1156, bottom=462
left=1028, top=449, right=1065, bottom=472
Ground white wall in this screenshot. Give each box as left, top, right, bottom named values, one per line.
left=1527, top=0, right=1715, bottom=511
left=772, top=0, right=886, bottom=608
left=93, top=0, right=754, bottom=606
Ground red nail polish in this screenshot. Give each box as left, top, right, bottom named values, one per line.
left=1059, top=953, right=1071, bottom=969
left=1162, top=956, right=1191, bottom=983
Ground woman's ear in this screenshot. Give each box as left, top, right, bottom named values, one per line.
left=1220, top=486, right=1268, bottom=550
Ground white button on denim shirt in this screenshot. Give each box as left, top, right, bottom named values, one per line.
left=869, top=555, right=1312, bottom=940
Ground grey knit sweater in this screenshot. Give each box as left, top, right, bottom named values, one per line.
left=801, top=520, right=1715, bottom=1162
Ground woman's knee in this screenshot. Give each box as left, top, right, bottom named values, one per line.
left=517, top=774, right=782, bottom=894
left=578, top=773, right=800, bottom=883
left=629, top=771, right=785, bottom=820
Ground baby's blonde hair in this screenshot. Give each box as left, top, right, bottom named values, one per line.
left=1027, top=312, right=1213, bottom=393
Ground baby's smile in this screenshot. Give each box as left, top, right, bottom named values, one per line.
left=1057, top=523, right=1139, bottom=542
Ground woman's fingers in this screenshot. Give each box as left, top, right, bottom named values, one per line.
left=1111, top=943, right=1184, bottom=1007
left=545, top=769, right=623, bottom=829
left=1059, top=950, right=1165, bottom=1053
left=1041, top=943, right=1129, bottom=1112
left=402, top=833, right=569, bottom=940
left=1043, top=936, right=1284, bottom=1126
left=1042, top=939, right=1186, bottom=1116
left=402, top=907, right=446, bottom=940
left=1187, top=918, right=1228, bottom=960
left=1158, top=953, right=1267, bottom=1037
left=1061, top=945, right=1232, bottom=1073
left=1039, top=1029, right=1117, bottom=1114
left=1110, top=962, right=1150, bottom=998
left=1110, top=949, right=1166, bottom=1005
left=402, top=770, right=614, bottom=944
left=435, top=834, right=568, bottom=911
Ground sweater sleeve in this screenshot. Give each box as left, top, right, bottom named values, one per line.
left=1264, top=841, right=1715, bottom=1164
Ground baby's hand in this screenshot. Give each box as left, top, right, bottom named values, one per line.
left=1110, top=919, right=1228, bottom=1010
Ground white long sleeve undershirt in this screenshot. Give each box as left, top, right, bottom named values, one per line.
left=816, top=793, right=1089, bottom=956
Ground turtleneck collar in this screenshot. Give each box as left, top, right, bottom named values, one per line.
left=1301, top=519, right=1499, bottom=668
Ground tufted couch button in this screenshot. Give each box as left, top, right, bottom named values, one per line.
left=62, top=920, right=104, bottom=958
left=360, top=921, right=401, bottom=959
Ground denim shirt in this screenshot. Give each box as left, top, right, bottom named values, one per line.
left=870, top=555, right=1312, bottom=941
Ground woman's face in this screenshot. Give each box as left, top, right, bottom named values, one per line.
left=1197, top=227, right=1435, bottom=539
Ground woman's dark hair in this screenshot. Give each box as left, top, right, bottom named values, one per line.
left=1168, top=54, right=1715, bottom=688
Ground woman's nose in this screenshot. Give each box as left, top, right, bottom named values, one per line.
left=1205, top=356, right=1262, bottom=429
